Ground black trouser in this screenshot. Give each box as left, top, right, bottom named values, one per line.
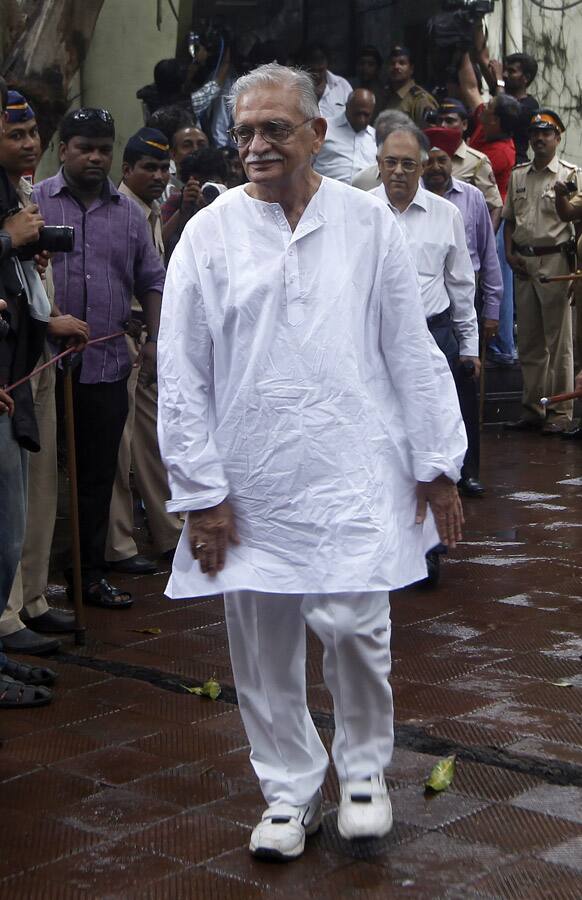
left=427, top=308, right=480, bottom=482
left=58, top=370, right=129, bottom=586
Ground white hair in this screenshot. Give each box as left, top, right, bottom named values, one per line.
left=228, top=62, right=320, bottom=120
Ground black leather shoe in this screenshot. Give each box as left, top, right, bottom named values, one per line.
left=503, top=418, right=542, bottom=431
left=560, top=426, right=582, bottom=440
left=22, top=608, right=77, bottom=634
left=417, top=550, right=440, bottom=589
left=0, top=628, right=61, bottom=655
left=108, top=555, right=157, bottom=575
left=459, top=477, right=485, bottom=497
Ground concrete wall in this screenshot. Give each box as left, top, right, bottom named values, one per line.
left=36, top=0, right=178, bottom=183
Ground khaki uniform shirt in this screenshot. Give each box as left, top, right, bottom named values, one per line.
left=502, top=155, right=581, bottom=246
left=452, top=141, right=502, bottom=211
left=117, top=181, right=164, bottom=314
left=351, top=162, right=381, bottom=191
left=383, top=81, right=438, bottom=127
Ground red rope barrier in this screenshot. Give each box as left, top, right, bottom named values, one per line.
left=4, top=330, right=127, bottom=394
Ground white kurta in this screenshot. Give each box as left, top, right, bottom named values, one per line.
left=158, top=178, right=466, bottom=598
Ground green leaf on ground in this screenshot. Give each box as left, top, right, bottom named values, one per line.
left=180, top=675, right=221, bottom=700
left=425, top=755, right=456, bottom=792
left=130, top=627, right=162, bottom=635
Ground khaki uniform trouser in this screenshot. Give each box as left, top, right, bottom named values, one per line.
left=106, top=335, right=181, bottom=561
left=514, top=252, right=574, bottom=422
left=0, top=358, right=57, bottom=637
left=574, top=283, right=582, bottom=370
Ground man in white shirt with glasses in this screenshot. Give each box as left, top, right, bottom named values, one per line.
left=158, top=63, right=466, bottom=863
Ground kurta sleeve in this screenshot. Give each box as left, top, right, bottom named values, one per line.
left=444, top=209, right=478, bottom=357
left=157, top=228, right=229, bottom=512
left=378, top=214, right=467, bottom=484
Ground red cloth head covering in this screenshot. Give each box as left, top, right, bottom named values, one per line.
left=423, top=126, right=462, bottom=158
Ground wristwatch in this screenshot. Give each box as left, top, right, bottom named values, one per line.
left=496, top=79, right=506, bottom=88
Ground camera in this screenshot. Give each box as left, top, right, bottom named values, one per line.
left=442, top=0, right=496, bottom=12
left=201, top=182, right=227, bottom=204
left=15, top=225, right=75, bottom=261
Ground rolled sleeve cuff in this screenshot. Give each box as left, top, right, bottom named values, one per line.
left=412, top=452, right=463, bottom=486
left=166, top=488, right=229, bottom=513
left=458, top=337, right=479, bottom=357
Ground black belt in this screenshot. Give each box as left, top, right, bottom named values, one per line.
left=514, top=241, right=571, bottom=257
left=426, top=307, right=451, bottom=328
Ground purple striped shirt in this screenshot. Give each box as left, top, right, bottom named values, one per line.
left=32, top=169, right=165, bottom=384
left=441, top=177, right=502, bottom=320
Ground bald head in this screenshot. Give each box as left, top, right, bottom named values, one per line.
left=346, top=88, right=376, bottom=132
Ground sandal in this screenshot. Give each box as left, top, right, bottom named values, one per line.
left=69, top=578, right=133, bottom=610
left=0, top=676, right=52, bottom=708
left=0, top=659, right=57, bottom=687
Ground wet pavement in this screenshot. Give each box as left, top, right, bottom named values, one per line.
left=1, top=428, right=582, bottom=898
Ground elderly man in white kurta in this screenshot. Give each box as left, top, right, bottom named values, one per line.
left=158, top=63, right=466, bottom=862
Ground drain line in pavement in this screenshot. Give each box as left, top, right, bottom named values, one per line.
left=56, top=651, right=582, bottom=790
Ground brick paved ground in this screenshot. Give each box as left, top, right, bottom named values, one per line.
left=1, top=429, right=582, bottom=898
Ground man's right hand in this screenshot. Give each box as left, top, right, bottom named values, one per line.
left=48, top=314, right=90, bottom=348
left=506, top=252, right=529, bottom=280
left=3, top=205, right=45, bottom=248
left=188, top=500, right=240, bottom=575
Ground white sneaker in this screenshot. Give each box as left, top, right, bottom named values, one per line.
left=337, top=773, right=393, bottom=840
left=249, top=791, right=322, bottom=860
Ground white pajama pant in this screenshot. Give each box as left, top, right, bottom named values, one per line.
left=224, top=589, right=394, bottom=806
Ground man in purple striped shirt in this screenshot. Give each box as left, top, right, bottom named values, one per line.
left=423, top=134, right=502, bottom=498
left=33, top=109, right=165, bottom=609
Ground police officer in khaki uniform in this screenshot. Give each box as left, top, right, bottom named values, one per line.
left=383, top=46, right=438, bottom=127
left=504, top=109, right=580, bottom=433
left=436, top=99, right=503, bottom=229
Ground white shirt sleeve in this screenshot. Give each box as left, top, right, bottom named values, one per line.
left=445, top=209, right=479, bottom=357
left=157, top=226, right=230, bottom=512
left=379, top=215, right=467, bottom=483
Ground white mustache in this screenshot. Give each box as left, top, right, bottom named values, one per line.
left=246, top=153, right=284, bottom=163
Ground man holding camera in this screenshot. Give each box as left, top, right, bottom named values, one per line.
left=504, top=110, right=580, bottom=434
left=0, top=91, right=90, bottom=655
left=32, top=108, right=165, bottom=609
left=0, top=78, right=58, bottom=706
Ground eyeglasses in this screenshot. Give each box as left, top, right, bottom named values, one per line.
left=228, top=118, right=316, bottom=148
left=70, top=108, right=114, bottom=125
left=381, top=157, right=419, bottom=173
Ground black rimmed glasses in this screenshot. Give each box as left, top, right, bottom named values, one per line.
left=228, top=118, right=317, bottom=148
left=70, top=108, right=114, bottom=125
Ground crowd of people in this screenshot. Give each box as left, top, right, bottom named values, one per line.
left=1, top=26, right=582, bottom=861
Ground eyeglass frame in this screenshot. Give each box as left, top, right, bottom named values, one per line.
left=380, top=156, right=420, bottom=173
left=227, top=117, right=318, bottom=148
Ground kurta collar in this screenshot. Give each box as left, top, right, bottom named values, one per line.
left=242, top=178, right=328, bottom=241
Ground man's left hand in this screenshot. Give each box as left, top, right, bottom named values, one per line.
left=139, top=340, right=157, bottom=387
left=459, top=355, right=481, bottom=378
left=416, top=475, right=464, bottom=549
left=482, top=318, right=498, bottom=342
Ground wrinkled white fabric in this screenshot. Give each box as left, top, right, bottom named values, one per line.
left=370, top=184, right=478, bottom=357
left=318, top=71, right=353, bottom=119
left=158, top=178, right=466, bottom=598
